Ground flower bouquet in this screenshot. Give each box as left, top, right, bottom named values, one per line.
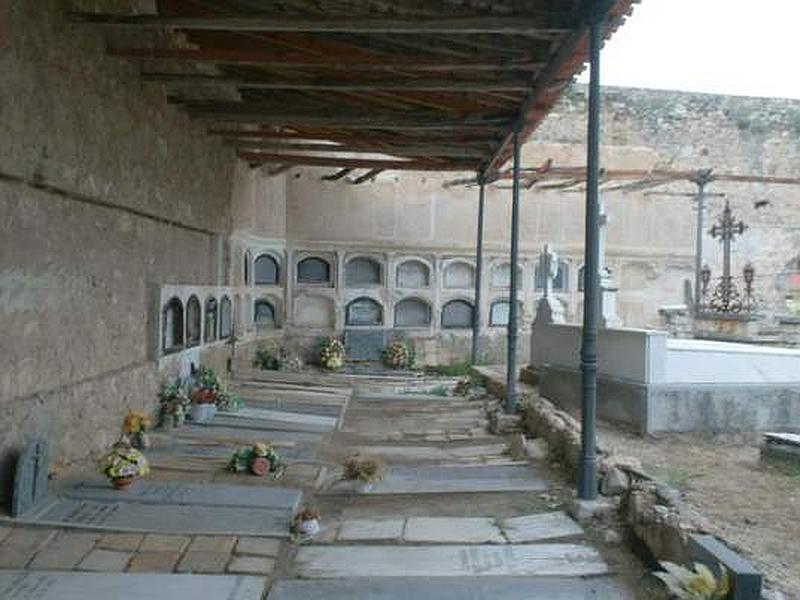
left=654, top=561, right=730, bottom=600
left=292, top=506, right=321, bottom=539
left=227, top=442, right=286, bottom=479
left=123, top=411, right=152, bottom=449
left=159, top=379, right=189, bottom=428
left=100, top=437, right=150, bottom=489
left=343, top=453, right=387, bottom=493
left=190, top=366, right=221, bottom=422
left=318, top=337, right=346, bottom=370
left=382, top=340, right=414, bottom=370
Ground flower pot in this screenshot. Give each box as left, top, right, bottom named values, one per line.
left=190, top=403, right=216, bottom=423
left=250, top=456, right=271, bottom=477
left=112, top=476, right=135, bottom=490
left=298, top=518, right=320, bottom=537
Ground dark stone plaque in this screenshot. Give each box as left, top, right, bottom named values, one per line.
left=11, top=438, right=49, bottom=517
left=346, top=331, right=387, bottom=361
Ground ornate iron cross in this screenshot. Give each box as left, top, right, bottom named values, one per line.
left=707, top=200, right=748, bottom=313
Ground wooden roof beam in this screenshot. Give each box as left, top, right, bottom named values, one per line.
left=237, top=151, right=475, bottom=171
left=141, top=72, right=532, bottom=93
left=223, top=140, right=488, bottom=159
left=108, top=47, right=544, bottom=71
left=70, top=13, right=571, bottom=36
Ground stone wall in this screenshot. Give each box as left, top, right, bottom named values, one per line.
left=0, top=0, right=238, bottom=506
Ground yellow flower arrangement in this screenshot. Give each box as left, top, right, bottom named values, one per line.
left=123, top=411, right=152, bottom=435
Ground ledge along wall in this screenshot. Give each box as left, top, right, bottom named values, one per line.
left=0, top=1, right=238, bottom=507
left=530, top=313, right=800, bottom=433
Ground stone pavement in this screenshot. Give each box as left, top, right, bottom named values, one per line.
left=0, top=369, right=643, bottom=599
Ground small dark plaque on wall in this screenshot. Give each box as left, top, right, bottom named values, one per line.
left=12, top=438, right=49, bottom=517
left=346, top=331, right=387, bottom=361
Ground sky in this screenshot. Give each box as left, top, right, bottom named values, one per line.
left=577, top=0, right=800, bottom=99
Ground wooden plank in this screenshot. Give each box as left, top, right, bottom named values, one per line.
left=71, top=14, right=571, bottom=36
left=224, top=140, right=487, bottom=159
left=352, top=169, right=383, bottom=184
left=237, top=152, right=474, bottom=171
left=108, top=47, right=543, bottom=71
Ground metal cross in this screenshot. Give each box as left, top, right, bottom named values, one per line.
left=707, top=200, right=747, bottom=313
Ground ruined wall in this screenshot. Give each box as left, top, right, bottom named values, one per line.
left=0, top=0, right=236, bottom=505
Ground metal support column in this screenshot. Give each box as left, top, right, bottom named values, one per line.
left=692, top=169, right=712, bottom=314
left=471, top=177, right=486, bottom=365
left=505, top=127, right=522, bottom=413
left=578, top=5, right=603, bottom=500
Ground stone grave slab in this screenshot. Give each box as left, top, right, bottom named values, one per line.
left=11, top=438, right=49, bottom=517
left=149, top=443, right=317, bottom=463
left=25, top=499, right=292, bottom=536
left=403, top=517, right=504, bottom=544
left=337, top=519, right=405, bottom=541
left=500, top=512, right=584, bottom=543
left=241, top=398, right=344, bottom=417
left=0, top=571, right=264, bottom=600
left=328, top=465, right=546, bottom=495
left=178, top=425, right=324, bottom=445
left=268, top=577, right=635, bottom=600
left=221, top=407, right=338, bottom=431
left=197, top=414, right=333, bottom=435
left=345, top=331, right=387, bottom=361
left=62, top=480, right=302, bottom=511
left=295, top=544, right=608, bottom=578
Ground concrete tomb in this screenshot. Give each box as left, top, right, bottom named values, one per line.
left=295, top=544, right=609, bottom=578
left=761, top=432, right=800, bottom=465
left=0, top=571, right=264, bottom=600
left=11, top=438, right=49, bottom=517
left=268, top=577, right=634, bottom=600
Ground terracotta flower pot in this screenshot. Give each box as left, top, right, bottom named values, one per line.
left=112, top=476, right=135, bottom=490
left=250, top=457, right=271, bottom=477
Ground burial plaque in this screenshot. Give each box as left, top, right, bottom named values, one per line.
left=11, top=438, right=49, bottom=517
left=345, top=330, right=387, bottom=361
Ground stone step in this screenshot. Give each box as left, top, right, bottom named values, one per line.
left=267, top=577, right=634, bottom=600
left=295, top=544, right=609, bottom=578
left=0, top=571, right=264, bottom=600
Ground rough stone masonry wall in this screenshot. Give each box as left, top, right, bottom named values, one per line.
left=0, top=0, right=236, bottom=506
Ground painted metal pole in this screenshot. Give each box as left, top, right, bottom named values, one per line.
left=471, top=178, right=486, bottom=365
left=505, top=127, right=522, bottom=413
left=578, top=5, right=603, bottom=501
left=692, top=170, right=711, bottom=314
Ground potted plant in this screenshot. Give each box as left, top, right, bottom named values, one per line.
left=216, top=389, right=244, bottom=413
left=99, top=437, right=150, bottom=489
left=159, top=379, right=189, bottom=429
left=227, top=442, right=286, bottom=479
left=318, top=337, right=346, bottom=371
left=292, top=506, right=321, bottom=538
left=190, top=366, right=221, bottom=422
left=343, top=454, right=387, bottom=493
left=123, top=411, right=152, bottom=449
left=382, top=340, right=414, bottom=370
left=253, top=346, right=281, bottom=371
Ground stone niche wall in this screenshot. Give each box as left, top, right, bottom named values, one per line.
left=0, top=1, right=237, bottom=507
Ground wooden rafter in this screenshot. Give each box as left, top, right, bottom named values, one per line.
left=237, top=151, right=476, bottom=171
left=222, top=139, right=488, bottom=159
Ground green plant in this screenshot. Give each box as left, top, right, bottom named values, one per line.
left=253, top=346, right=281, bottom=371
left=425, top=362, right=473, bottom=377
left=654, top=562, right=730, bottom=599
left=318, top=337, right=346, bottom=370
left=227, top=442, right=286, bottom=479
left=382, top=340, right=415, bottom=369
left=99, top=439, right=150, bottom=481
left=197, top=366, right=222, bottom=392
left=343, top=454, right=386, bottom=483
left=216, top=390, right=244, bottom=412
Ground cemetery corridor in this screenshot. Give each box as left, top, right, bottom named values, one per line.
left=0, top=368, right=654, bottom=599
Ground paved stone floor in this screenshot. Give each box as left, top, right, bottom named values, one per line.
left=0, top=368, right=657, bottom=598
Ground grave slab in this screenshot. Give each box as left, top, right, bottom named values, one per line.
left=12, top=438, right=49, bottom=517
left=403, top=517, right=504, bottom=544
left=268, top=577, right=635, bottom=600
left=149, top=442, right=318, bottom=463
left=0, top=571, right=265, bottom=600
left=500, top=512, right=584, bottom=543
left=178, top=425, right=324, bottom=445
left=328, top=465, right=546, bottom=495
left=295, top=544, right=608, bottom=578
left=61, top=480, right=302, bottom=512
left=223, top=408, right=338, bottom=430
left=337, top=519, right=405, bottom=541
left=26, top=500, right=292, bottom=536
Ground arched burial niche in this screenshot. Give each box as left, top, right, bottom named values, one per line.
left=346, top=257, right=382, bottom=287
left=162, top=297, right=184, bottom=354
left=294, top=295, right=335, bottom=328
left=346, top=297, right=383, bottom=327
left=442, top=299, right=474, bottom=329
left=254, top=253, right=279, bottom=285
left=491, top=263, right=523, bottom=289
left=395, top=297, right=431, bottom=328
left=489, top=300, right=523, bottom=327
left=297, top=256, right=332, bottom=285
left=396, top=260, right=430, bottom=288
left=219, top=296, right=233, bottom=339
left=254, top=298, right=276, bottom=327
left=204, top=297, right=218, bottom=343
left=186, top=295, right=201, bottom=347
left=443, top=261, right=475, bottom=289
